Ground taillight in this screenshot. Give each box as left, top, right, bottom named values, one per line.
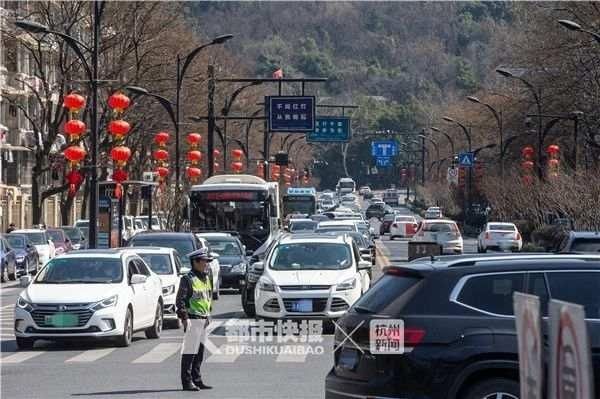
left=485, top=232, right=490, bottom=240
left=516, top=232, right=522, bottom=241
left=404, top=328, right=426, bottom=346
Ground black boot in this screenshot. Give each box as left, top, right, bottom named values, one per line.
left=182, top=381, right=200, bottom=391
left=193, top=380, right=212, bottom=390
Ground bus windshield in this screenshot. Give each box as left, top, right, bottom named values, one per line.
left=283, top=195, right=316, bottom=216
left=189, top=190, right=271, bottom=251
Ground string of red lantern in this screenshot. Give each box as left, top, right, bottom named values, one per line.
left=521, top=145, right=536, bottom=186
left=107, top=92, right=131, bottom=198
left=62, top=92, right=87, bottom=197
left=186, top=133, right=203, bottom=183
left=546, top=144, right=560, bottom=179
left=153, top=132, right=170, bottom=191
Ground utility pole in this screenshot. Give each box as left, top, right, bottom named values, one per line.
left=207, top=65, right=216, bottom=177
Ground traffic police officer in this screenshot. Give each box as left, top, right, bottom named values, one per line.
left=176, top=248, right=214, bottom=391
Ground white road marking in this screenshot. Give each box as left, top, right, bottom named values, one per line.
left=66, top=348, right=116, bottom=363
left=275, top=348, right=309, bottom=363
left=2, top=351, right=44, bottom=363
left=132, top=343, right=181, bottom=363
left=205, top=344, right=243, bottom=363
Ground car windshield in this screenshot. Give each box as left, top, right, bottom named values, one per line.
left=423, top=223, right=458, bottom=232
left=570, top=238, right=600, bottom=253
left=488, top=224, right=515, bottom=231
left=62, top=228, right=82, bottom=242
left=206, top=238, right=242, bottom=256
left=270, top=243, right=351, bottom=270
left=131, top=238, right=195, bottom=266
left=35, top=257, right=123, bottom=283
left=139, top=254, right=173, bottom=275
left=6, top=236, right=26, bottom=249
left=290, top=221, right=317, bottom=232
left=316, top=226, right=354, bottom=233
left=21, top=232, right=46, bottom=245
left=48, top=230, right=64, bottom=242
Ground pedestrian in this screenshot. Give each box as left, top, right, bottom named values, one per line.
left=176, top=247, right=214, bottom=391
left=6, top=223, right=16, bottom=234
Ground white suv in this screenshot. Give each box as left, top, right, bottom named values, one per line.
left=14, top=249, right=163, bottom=349
left=254, top=234, right=371, bottom=321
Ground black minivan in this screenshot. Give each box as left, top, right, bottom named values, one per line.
left=326, top=253, right=600, bottom=399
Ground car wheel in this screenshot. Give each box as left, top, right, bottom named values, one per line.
left=7, top=262, right=16, bottom=281
left=115, top=308, right=133, bottom=347
left=15, top=336, right=34, bottom=350
left=241, top=288, right=256, bottom=317
left=145, top=302, right=163, bottom=339
left=212, top=276, right=220, bottom=300
left=463, top=378, right=519, bottom=399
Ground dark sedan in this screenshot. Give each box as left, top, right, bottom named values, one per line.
left=3, top=234, right=37, bottom=279
left=199, top=233, right=248, bottom=290
left=0, top=236, right=17, bottom=281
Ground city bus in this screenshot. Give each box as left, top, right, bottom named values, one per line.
left=336, top=177, right=356, bottom=196
left=282, top=187, right=317, bottom=219
left=188, top=175, right=280, bottom=252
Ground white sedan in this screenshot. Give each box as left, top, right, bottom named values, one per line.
left=389, top=215, right=419, bottom=240
left=412, top=219, right=463, bottom=254
left=14, top=249, right=163, bottom=349
left=477, top=222, right=522, bottom=252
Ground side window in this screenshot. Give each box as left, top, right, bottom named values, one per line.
left=527, top=272, right=549, bottom=316
left=351, top=242, right=360, bottom=265
left=127, top=260, right=139, bottom=281
left=547, top=272, right=600, bottom=319
left=457, top=273, right=526, bottom=316
left=135, top=259, right=151, bottom=276
left=173, top=252, right=182, bottom=274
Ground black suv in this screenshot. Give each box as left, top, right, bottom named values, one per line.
left=557, top=231, right=600, bottom=253
left=326, top=253, right=600, bottom=399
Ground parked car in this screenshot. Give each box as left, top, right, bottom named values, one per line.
left=254, top=234, right=371, bottom=321
left=326, top=253, right=600, bottom=399
left=477, top=222, right=522, bottom=252
left=557, top=231, right=600, bottom=253
left=11, top=229, right=55, bottom=266
left=0, top=235, right=17, bottom=281
left=60, top=226, right=87, bottom=250
left=197, top=233, right=248, bottom=291
left=389, top=215, right=419, bottom=240
left=14, top=249, right=164, bottom=349
left=129, top=232, right=220, bottom=300
left=3, top=234, right=38, bottom=278
left=412, top=219, right=463, bottom=254
left=132, top=247, right=183, bottom=328
left=47, top=228, right=73, bottom=255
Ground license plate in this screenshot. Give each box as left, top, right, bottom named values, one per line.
left=44, top=313, right=79, bottom=327
left=292, top=299, right=313, bottom=312
left=338, top=348, right=359, bottom=370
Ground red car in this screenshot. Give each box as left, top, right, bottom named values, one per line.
left=47, top=228, right=73, bottom=255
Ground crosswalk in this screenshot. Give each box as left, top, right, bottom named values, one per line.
left=0, top=316, right=332, bottom=365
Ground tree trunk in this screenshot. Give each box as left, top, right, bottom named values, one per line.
left=60, top=194, right=74, bottom=226
left=31, top=162, right=43, bottom=225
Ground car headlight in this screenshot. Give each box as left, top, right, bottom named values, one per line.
left=231, top=263, right=247, bottom=273
left=336, top=277, right=357, bottom=291
left=17, top=296, right=34, bottom=312
left=258, top=277, right=276, bottom=292
left=162, top=284, right=175, bottom=296
left=90, top=295, right=118, bottom=311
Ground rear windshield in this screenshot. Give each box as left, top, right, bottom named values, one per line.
left=290, top=221, right=317, bottom=232
left=570, top=238, right=600, bottom=253
left=422, top=223, right=458, bottom=232
left=351, top=274, right=422, bottom=315
left=315, top=226, right=354, bottom=233
left=383, top=214, right=395, bottom=221
left=489, top=224, right=515, bottom=231
left=395, top=216, right=415, bottom=222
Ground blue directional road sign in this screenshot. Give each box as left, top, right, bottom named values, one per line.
left=376, top=157, right=392, bottom=167
left=268, top=96, right=316, bottom=132
left=458, top=151, right=474, bottom=167
left=371, top=140, right=398, bottom=157
left=307, top=116, right=351, bottom=142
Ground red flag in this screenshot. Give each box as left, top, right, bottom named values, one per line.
left=272, top=68, right=283, bottom=79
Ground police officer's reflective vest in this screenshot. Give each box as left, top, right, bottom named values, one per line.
left=186, top=273, right=212, bottom=317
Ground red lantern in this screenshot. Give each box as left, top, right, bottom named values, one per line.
left=64, top=119, right=86, bottom=140
left=65, top=170, right=84, bottom=196
left=63, top=146, right=87, bottom=164
left=521, top=160, right=535, bottom=170
left=112, top=168, right=128, bottom=183
left=232, top=149, right=244, bottom=160
left=154, top=132, right=170, bottom=146
left=153, top=149, right=169, bottom=161
left=548, top=158, right=560, bottom=168
left=110, top=146, right=131, bottom=167
left=546, top=144, right=560, bottom=155
left=187, top=150, right=202, bottom=163
left=156, top=166, right=169, bottom=178
left=521, top=146, right=535, bottom=158
left=108, top=92, right=131, bottom=113
left=63, top=93, right=86, bottom=112
left=231, top=161, right=243, bottom=173
left=187, top=167, right=202, bottom=179
left=186, top=133, right=202, bottom=147
left=108, top=120, right=131, bottom=140
left=213, top=149, right=221, bottom=156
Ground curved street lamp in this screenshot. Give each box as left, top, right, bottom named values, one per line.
left=558, top=19, right=600, bottom=44
left=467, top=95, right=505, bottom=177
left=430, top=126, right=455, bottom=156
left=442, top=116, right=472, bottom=151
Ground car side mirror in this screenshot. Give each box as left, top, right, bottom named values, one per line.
left=20, top=275, right=32, bottom=287
left=130, top=274, right=147, bottom=284
left=358, top=260, right=372, bottom=270
left=252, top=261, right=264, bottom=272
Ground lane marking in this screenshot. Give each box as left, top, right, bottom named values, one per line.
left=205, top=344, right=243, bottom=363
left=132, top=343, right=180, bottom=363
left=2, top=351, right=44, bottom=363
left=66, top=348, right=116, bottom=363
left=375, top=241, right=391, bottom=269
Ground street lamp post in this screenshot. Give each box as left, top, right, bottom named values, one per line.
left=16, top=1, right=105, bottom=248
left=418, top=134, right=440, bottom=180
left=430, top=127, right=455, bottom=157
left=467, top=95, right=505, bottom=178
left=558, top=19, right=600, bottom=43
